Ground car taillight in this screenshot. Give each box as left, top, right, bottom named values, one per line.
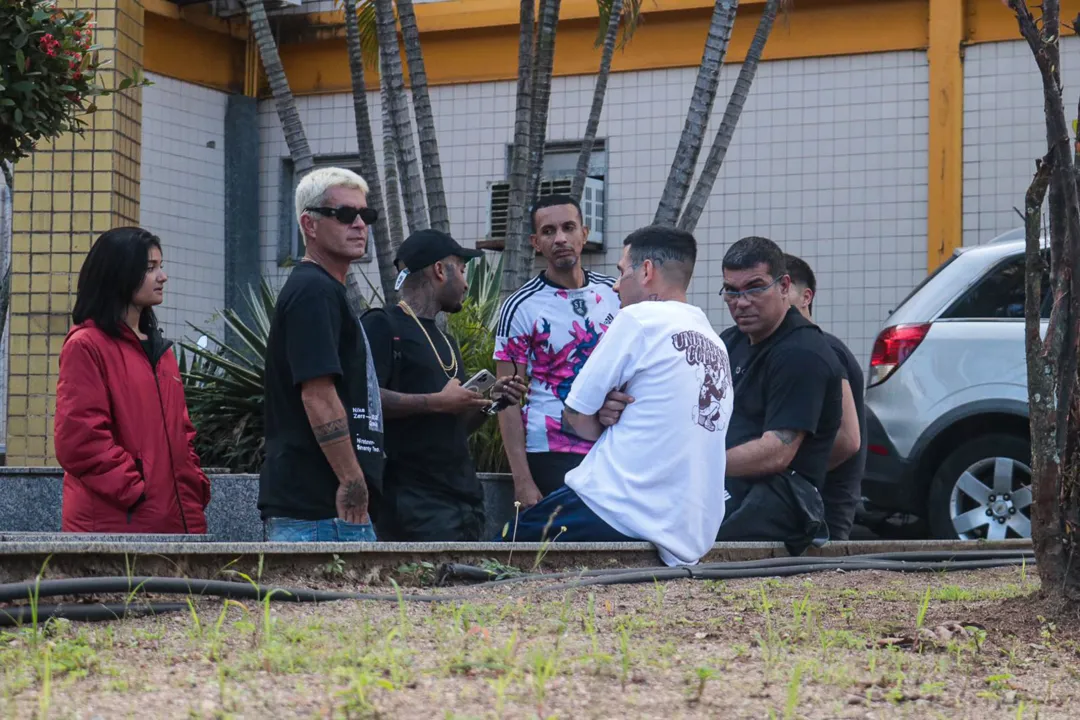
left=869, top=323, right=931, bottom=387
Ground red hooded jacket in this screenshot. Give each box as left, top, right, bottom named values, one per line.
left=54, top=321, right=210, bottom=533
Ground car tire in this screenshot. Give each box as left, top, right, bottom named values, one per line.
left=927, top=433, right=1032, bottom=540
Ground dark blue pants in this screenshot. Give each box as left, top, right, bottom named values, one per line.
left=495, top=485, right=638, bottom=543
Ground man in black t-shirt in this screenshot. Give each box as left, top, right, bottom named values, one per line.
left=785, top=254, right=866, bottom=540
left=715, top=237, right=843, bottom=554
left=259, top=167, right=385, bottom=542
left=361, top=229, right=526, bottom=542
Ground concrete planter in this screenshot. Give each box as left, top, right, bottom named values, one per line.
left=0, top=467, right=517, bottom=543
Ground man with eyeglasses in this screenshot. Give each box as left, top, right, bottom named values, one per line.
left=259, top=167, right=385, bottom=542
left=714, top=236, right=843, bottom=554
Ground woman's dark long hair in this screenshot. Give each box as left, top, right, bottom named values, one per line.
left=72, top=227, right=162, bottom=338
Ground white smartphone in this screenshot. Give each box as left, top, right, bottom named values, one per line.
left=463, top=369, right=497, bottom=395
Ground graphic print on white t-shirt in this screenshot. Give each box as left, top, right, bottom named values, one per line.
left=494, top=271, right=620, bottom=455
left=562, top=302, right=733, bottom=567
left=672, top=330, right=734, bottom=432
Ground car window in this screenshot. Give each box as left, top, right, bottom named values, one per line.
left=891, top=253, right=958, bottom=316
left=940, top=252, right=1051, bottom=320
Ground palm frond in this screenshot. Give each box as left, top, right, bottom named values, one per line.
left=178, top=278, right=280, bottom=473
left=595, top=0, right=645, bottom=50
left=337, top=0, right=380, bottom=70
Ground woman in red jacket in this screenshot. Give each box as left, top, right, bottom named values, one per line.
left=55, top=227, right=210, bottom=534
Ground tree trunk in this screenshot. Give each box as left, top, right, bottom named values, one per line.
left=343, top=0, right=397, bottom=307
left=1011, top=0, right=1080, bottom=604
left=396, top=0, right=451, bottom=235
left=653, top=0, right=738, bottom=227
left=0, top=163, right=11, bottom=344
left=570, top=0, right=622, bottom=202
left=679, top=0, right=778, bottom=232
left=524, top=0, right=562, bottom=214
left=243, top=0, right=313, bottom=177
left=374, top=0, right=429, bottom=235
left=500, top=0, right=537, bottom=301
left=381, top=80, right=407, bottom=254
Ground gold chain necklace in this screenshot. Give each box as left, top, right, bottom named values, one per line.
left=397, top=300, right=457, bottom=378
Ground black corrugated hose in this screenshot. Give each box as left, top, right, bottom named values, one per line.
left=0, top=549, right=1035, bottom=627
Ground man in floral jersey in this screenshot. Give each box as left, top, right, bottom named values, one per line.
left=495, top=195, right=621, bottom=508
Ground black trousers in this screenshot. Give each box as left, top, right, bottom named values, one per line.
left=526, top=452, right=585, bottom=497
left=716, top=471, right=830, bottom=555
left=376, top=483, right=485, bottom=542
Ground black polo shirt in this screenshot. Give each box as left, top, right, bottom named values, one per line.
left=720, top=308, right=844, bottom=489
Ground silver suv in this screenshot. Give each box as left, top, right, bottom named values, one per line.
left=862, top=228, right=1043, bottom=540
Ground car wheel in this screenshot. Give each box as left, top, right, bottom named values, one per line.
left=927, top=434, right=1032, bottom=540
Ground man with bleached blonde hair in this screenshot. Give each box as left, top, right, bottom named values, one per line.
left=258, top=167, right=386, bottom=542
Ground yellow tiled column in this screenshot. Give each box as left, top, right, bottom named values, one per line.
left=7, top=0, right=144, bottom=466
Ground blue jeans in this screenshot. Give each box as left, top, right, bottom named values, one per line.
left=265, top=517, right=378, bottom=542
left=496, top=485, right=637, bottom=543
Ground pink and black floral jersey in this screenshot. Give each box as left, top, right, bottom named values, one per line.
left=494, top=271, right=621, bottom=455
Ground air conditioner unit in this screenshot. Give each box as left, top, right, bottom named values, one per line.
left=485, top=177, right=604, bottom=250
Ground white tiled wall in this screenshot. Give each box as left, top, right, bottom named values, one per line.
left=259, top=52, right=929, bottom=361
left=141, top=73, right=227, bottom=341
left=963, top=37, right=1080, bottom=247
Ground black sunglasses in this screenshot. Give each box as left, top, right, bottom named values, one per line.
left=306, top=206, right=379, bottom=226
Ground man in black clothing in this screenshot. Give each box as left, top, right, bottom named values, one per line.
left=715, top=237, right=844, bottom=554
left=361, top=229, right=526, bottom=541
left=259, top=167, right=384, bottom=542
left=784, top=254, right=865, bottom=540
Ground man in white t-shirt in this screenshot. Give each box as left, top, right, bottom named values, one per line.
left=500, top=225, right=732, bottom=566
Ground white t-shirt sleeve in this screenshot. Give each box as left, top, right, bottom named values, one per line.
left=565, top=311, right=642, bottom=415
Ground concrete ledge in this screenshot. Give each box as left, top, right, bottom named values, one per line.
left=0, top=471, right=517, bottom=541
left=0, top=539, right=1033, bottom=584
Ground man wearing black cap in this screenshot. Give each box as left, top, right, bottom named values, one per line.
left=361, top=229, right=526, bottom=541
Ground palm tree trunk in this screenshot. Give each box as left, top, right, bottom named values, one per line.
left=524, top=0, right=562, bottom=214
left=374, top=0, right=429, bottom=234
left=0, top=163, right=11, bottom=344
left=653, top=0, right=738, bottom=227
left=381, top=79, right=407, bottom=253
left=243, top=0, right=314, bottom=177
left=678, top=0, right=778, bottom=232
left=396, top=0, right=450, bottom=235
left=570, top=0, right=622, bottom=202
left=500, top=0, right=536, bottom=301
left=343, top=0, right=397, bottom=306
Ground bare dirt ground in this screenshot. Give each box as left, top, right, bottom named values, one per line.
left=2, top=565, right=1079, bottom=719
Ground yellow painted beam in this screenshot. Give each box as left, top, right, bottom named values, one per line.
left=927, top=0, right=964, bottom=270
left=144, top=14, right=246, bottom=92
left=302, top=0, right=773, bottom=33
left=282, top=0, right=928, bottom=95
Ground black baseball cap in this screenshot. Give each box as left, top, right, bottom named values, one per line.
left=394, top=229, right=482, bottom=290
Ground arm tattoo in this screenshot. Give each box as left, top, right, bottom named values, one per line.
left=772, top=429, right=799, bottom=446
left=313, top=418, right=350, bottom=445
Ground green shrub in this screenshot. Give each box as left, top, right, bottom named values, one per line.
left=1, top=0, right=148, bottom=167
left=179, top=281, right=277, bottom=474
